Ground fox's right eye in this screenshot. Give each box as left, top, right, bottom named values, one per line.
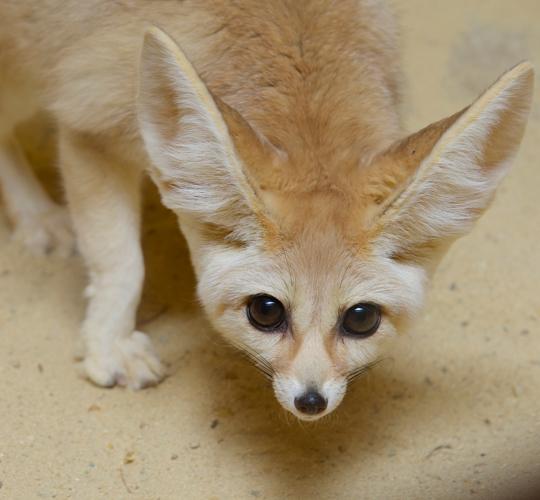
left=247, top=294, right=286, bottom=332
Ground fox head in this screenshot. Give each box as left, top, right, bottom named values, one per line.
left=137, top=28, right=533, bottom=420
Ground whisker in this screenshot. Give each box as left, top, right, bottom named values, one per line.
left=228, top=339, right=275, bottom=380
left=243, top=353, right=273, bottom=380
left=346, top=358, right=385, bottom=383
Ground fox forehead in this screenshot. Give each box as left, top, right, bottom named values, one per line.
left=249, top=145, right=423, bottom=249
left=259, top=189, right=370, bottom=239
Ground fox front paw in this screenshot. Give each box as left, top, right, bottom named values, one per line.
left=81, top=331, right=165, bottom=390
left=12, top=205, right=75, bottom=257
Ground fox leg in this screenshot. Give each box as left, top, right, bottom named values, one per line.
left=0, top=133, right=75, bottom=256
left=59, top=127, right=164, bottom=389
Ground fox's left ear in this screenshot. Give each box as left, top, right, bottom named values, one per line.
left=137, top=27, right=273, bottom=241
left=371, top=62, right=534, bottom=261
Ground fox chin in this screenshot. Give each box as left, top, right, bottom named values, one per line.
left=0, top=1, right=533, bottom=420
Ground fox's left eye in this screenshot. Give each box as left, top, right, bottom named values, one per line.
left=342, top=303, right=381, bottom=337
left=247, top=294, right=286, bottom=331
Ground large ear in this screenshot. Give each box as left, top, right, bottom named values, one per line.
left=370, top=62, right=534, bottom=262
left=137, top=27, right=271, bottom=241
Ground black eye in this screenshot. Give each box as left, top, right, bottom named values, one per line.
left=342, top=303, right=381, bottom=338
left=247, top=294, right=286, bottom=331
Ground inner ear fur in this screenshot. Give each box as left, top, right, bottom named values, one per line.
left=137, top=27, right=276, bottom=242
left=369, top=61, right=534, bottom=262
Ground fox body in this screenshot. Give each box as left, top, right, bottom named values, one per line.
left=0, top=1, right=533, bottom=420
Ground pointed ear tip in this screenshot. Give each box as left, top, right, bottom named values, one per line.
left=507, top=62, right=535, bottom=110
left=483, top=61, right=535, bottom=109
left=143, top=26, right=161, bottom=44
left=142, top=26, right=178, bottom=54
left=513, top=60, right=534, bottom=74
left=505, top=60, right=535, bottom=87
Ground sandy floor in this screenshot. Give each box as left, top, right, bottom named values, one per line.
left=1, top=1, right=539, bottom=499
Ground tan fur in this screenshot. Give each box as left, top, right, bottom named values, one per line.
left=0, top=1, right=533, bottom=419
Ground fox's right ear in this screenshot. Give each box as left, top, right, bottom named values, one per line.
left=137, top=27, right=274, bottom=242
left=369, top=62, right=534, bottom=262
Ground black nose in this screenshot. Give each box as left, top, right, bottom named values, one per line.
left=294, top=391, right=327, bottom=415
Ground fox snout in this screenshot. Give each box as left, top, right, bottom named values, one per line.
left=269, top=328, right=348, bottom=420
left=273, top=373, right=347, bottom=421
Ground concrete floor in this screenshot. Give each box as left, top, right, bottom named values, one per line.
left=1, top=1, right=539, bottom=499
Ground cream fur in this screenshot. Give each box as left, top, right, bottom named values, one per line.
left=0, top=1, right=533, bottom=419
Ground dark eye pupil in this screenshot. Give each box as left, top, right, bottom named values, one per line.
left=247, top=295, right=285, bottom=331
left=342, top=303, right=381, bottom=337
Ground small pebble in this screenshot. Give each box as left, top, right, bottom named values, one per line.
left=123, top=451, right=135, bottom=465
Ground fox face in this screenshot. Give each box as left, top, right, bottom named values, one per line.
left=194, top=225, right=425, bottom=420
left=138, top=29, right=533, bottom=420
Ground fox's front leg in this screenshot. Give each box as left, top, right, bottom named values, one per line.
left=59, top=127, right=164, bottom=389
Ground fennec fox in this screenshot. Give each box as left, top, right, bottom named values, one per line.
left=0, top=1, right=533, bottom=420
